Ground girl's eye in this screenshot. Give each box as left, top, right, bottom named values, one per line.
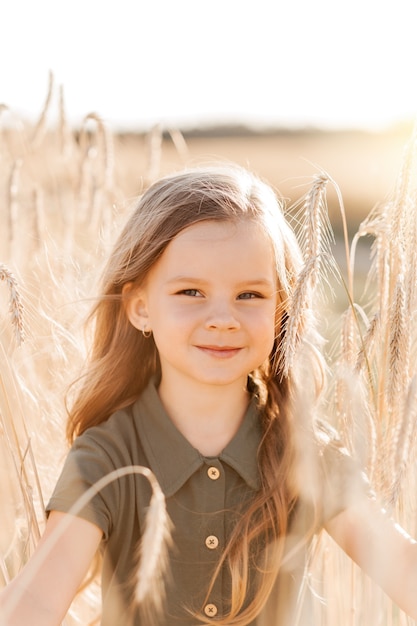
left=179, top=289, right=201, bottom=297
left=238, top=292, right=261, bottom=300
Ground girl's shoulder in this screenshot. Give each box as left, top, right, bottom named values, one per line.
left=77, top=402, right=138, bottom=446
left=48, top=399, right=151, bottom=538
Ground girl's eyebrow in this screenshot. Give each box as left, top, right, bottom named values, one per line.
left=166, top=276, right=207, bottom=285
left=237, top=279, right=275, bottom=287
left=166, top=276, right=275, bottom=288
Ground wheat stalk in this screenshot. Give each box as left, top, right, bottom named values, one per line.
left=29, top=185, right=45, bottom=256
left=355, top=311, right=379, bottom=375
left=333, top=308, right=357, bottom=448
left=167, top=128, right=189, bottom=163
left=317, top=124, right=417, bottom=623
left=386, top=273, right=410, bottom=412
left=0, top=264, right=24, bottom=346
left=31, top=70, right=54, bottom=149
left=58, top=84, right=75, bottom=158
left=0, top=466, right=172, bottom=623
left=280, top=256, right=318, bottom=376
left=402, top=158, right=417, bottom=327
left=292, top=174, right=333, bottom=268
left=389, top=124, right=417, bottom=258
left=0, top=104, right=11, bottom=159
left=0, top=339, right=45, bottom=585
left=144, top=123, right=163, bottom=187
left=281, top=174, right=335, bottom=376
left=332, top=303, right=377, bottom=471
left=6, top=159, right=22, bottom=262
left=387, top=376, right=417, bottom=509
left=77, top=113, right=117, bottom=245
left=133, top=471, right=173, bottom=618
left=0, top=104, right=29, bottom=161
left=80, top=112, right=114, bottom=189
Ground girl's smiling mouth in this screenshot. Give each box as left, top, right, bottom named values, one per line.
left=196, top=345, right=243, bottom=358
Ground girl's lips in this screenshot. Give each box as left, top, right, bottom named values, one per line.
left=197, top=346, right=242, bottom=358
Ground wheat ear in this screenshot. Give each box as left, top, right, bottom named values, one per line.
left=133, top=471, right=173, bottom=611
left=387, top=273, right=409, bottom=412
left=389, top=123, right=417, bottom=251
left=355, top=311, right=379, bottom=375
left=0, top=466, right=171, bottom=622
left=0, top=264, right=24, bottom=345
left=281, top=174, right=333, bottom=376
left=387, top=376, right=417, bottom=509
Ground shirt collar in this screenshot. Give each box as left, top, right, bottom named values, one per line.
left=133, top=380, right=262, bottom=497
left=219, top=400, right=261, bottom=491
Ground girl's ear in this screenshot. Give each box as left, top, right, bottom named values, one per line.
left=123, top=283, right=150, bottom=332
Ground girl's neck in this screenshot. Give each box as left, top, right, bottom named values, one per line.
left=157, top=377, right=250, bottom=457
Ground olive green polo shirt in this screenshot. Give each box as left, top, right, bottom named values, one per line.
left=47, top=380, right=263, bottom=625
left=47, top=381, right=370, bottom=625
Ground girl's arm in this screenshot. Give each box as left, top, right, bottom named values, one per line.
left=325, top=496, right=417, bottom=619
left=0, top=510, right=103, bottom=626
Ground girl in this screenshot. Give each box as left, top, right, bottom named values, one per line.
left=1, top=164, right=417, bottom=625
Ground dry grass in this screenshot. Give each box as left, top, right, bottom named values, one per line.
left=308, top=124, right=417, bottom=626
left=1, top=75, right=417, bottom=624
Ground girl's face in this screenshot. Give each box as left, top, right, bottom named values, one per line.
left=126, top=220, right=278, bottom=393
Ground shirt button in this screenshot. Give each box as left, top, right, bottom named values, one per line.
left=207, top=466, right=220, bottom=480
left=204, top=603, right=218, bottom=617
left=205, top=535, right=219, bottom=550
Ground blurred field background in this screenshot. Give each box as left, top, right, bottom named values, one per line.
left=123, top=123, right=412, bottom=231
left=1, top=76, right=417, bottom=625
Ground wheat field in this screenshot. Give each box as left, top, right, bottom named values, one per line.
left=1, top=75, right=417, bottom=625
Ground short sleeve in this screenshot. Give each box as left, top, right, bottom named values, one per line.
left=46, top=432, right=119, bottom=541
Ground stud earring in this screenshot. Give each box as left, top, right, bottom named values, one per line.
left=142, top=326, right=152, bottom=339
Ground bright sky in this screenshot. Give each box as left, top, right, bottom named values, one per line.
left=2, top=0, right=417, bottom=131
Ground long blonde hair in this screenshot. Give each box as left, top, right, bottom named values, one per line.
left=67, top=164, right=323, bottom=624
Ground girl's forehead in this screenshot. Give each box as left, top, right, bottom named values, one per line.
left=155, top=219, right=277, bottom=276
left=172, top=219, right=268, bottom=244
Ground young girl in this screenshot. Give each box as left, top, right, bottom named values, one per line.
left=1, top=164, right=417, bottom=625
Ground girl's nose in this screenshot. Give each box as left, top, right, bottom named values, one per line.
left=204, top=301, right=240, bottom=330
